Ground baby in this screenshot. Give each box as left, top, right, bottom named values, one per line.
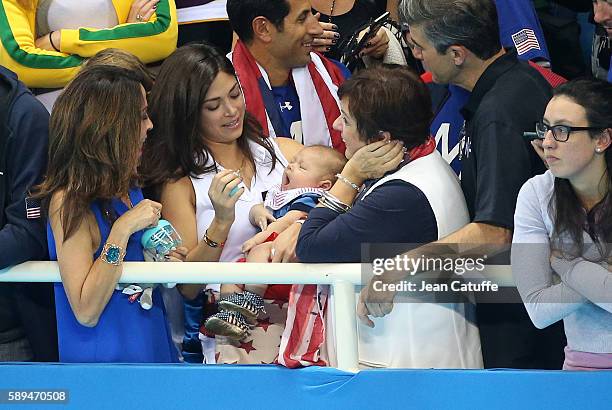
left=204, top=145, right=347, bottom=340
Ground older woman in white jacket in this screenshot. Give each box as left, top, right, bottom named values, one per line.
left=296, top=65, right=482, bottom=369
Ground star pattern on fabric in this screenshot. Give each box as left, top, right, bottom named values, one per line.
left=256, top=317, right=272, bottom=332
left=239, top=340, right=256, bottom=354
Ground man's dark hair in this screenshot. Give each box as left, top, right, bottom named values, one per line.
left=227, top=0, right=291, bottom=43
left=399, top=0, right=502, bottom=60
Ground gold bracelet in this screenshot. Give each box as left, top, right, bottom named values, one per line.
left=203, top=229, right=225, bottom=248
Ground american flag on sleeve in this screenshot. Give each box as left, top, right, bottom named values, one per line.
left=511, top=29, right=541, bottom=56
left=25, top=197, right=41, bottom=219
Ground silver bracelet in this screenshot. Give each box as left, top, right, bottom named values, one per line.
left=319, top=191, right=351, bottom=213
left=335, top=174, right=361, bottom=192
left=319, top=196, right=343, bottom=213
left=324, top=192, right=351, bottom=212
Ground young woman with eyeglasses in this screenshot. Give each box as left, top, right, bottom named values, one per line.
left=512, top=78, right=612, bottom=370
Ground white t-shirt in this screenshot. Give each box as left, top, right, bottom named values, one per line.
left=176, top=0, right=227, bottom=24
left=190, top=138, right=288, bottom=264
left=37, top=0, right=118, bottom=36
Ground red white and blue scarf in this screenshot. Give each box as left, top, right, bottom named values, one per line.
left=231, top=41, right=346, bottom=153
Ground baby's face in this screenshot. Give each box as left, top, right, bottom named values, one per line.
left=281, top=149, right=328, bottom=191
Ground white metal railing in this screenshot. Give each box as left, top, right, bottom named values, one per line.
left=0, top=261, right=515, bottom=372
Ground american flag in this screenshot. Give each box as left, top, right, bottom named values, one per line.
left=277, top=284, right=328, bottom=368
left=25, top=197, right=41, bottom=219
left=512, top=29, right=541, bottom=56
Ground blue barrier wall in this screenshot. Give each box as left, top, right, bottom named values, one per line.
left=1, top=364, right=611, bottom=409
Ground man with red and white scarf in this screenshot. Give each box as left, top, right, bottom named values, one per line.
left=226, top=0, right=349, bottom=153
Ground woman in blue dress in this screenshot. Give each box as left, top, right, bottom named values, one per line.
left=36, top=65, right=179, bottom=363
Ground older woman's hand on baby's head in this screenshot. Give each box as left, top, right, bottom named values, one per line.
left=345, top=140, right=405, bottom=182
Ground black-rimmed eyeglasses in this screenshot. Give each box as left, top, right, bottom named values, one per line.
left=535, top=121, right=608, bottom=142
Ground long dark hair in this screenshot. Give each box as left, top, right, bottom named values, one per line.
left=140, top=43, right=276, bottom=196
left=35, top=66, right=145, bottom=241
left=549, top=78, right=612, bottom=259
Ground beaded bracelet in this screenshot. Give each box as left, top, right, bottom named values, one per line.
left=203, top=230, right=225, bottom=248
left=335, top=174, right=361, bottom=192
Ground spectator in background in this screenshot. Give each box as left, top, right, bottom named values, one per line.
left=37, top=66, right=181, bottom=363
left=533, top=0, right=591, bottom=80
left=310, top=0, right=389, bottom=63
left=513, top=78, right=612, bottom=370
left=592, top=0, right=612, bottom=82
left=0, top=66, right=55, bottom=362
left=0, top=0, right=177, bottom=89
left=360, top=0, right=565, bottom=370
left=496, top=0, right=549, bottom=63
left=226, top=0, right=348, bottom=150
left=175, top=0, right=233, bottom=53
left=593, top=0, right=612, bottom=35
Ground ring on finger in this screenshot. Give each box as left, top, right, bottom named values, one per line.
left=228, top=185, right=241, bottom=197
left=136, top=14, right=143, bottom=21
left=270, top=248, right=276, bottom=258
left=156, top=209, right=161, bottom=218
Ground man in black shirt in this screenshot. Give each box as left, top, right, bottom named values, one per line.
left=359, top=0, right=565, bottom=369
left=458, top=49, right=549, bottom=227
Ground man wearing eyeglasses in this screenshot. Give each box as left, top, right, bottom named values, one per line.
left=359, top=0, right=565, bottom=370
